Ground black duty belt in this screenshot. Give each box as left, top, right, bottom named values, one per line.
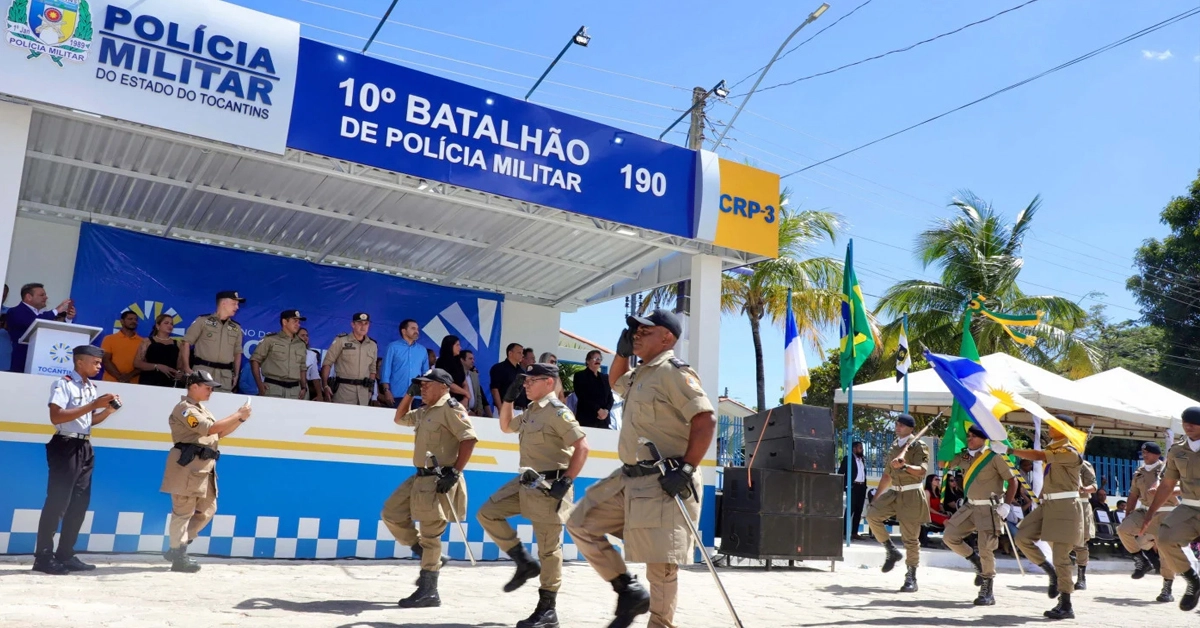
left=538, top=469, right=567, bottom=481
left=193, top=357, right=234, bottom=370
left=335, top=377, right=373, bottom=387
left=415, top=467, right=440, bottom=477
left=621, top=463, right=662, bottom=478
left=173, top=442, right=220, bottom=466
left=264, top=377, right=301, bottom=388
left=54, top=432, right=90, bottom=441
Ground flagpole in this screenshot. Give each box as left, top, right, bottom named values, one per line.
left=845, top=239, right=855, bottom=548
left=902, top=313, right=909, bottom=415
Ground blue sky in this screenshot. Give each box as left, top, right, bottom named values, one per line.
left=234, top=0, right=1200, bottom=408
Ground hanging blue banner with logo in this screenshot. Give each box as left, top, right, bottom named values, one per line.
left=69, top=224, right=503, bottom=393
left=287, top=39, right=697, bottom=238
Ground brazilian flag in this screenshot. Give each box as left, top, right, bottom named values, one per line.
left=839, top=240, right=875, bottom=390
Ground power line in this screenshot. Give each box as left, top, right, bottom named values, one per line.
left=779, top=6, right=1200, bottom=177
left=728, top=0, right=877, bottom=91
left=740, top=0, right=1043, bottom=97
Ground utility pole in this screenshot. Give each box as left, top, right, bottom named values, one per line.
left=674, top=86, right=709, bottom=318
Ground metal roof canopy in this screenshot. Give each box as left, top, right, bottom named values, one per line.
left=15, top=103, right=760, bottom=310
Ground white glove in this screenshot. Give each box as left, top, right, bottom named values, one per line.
left=995, top=503, right=1012, bottom=519
left=990, top=441, right=1008, bottom=455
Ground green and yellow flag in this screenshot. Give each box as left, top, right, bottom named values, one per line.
left=966, top=294, right=1043, bottom=346
left=937, top=312, right=981, bottom=463
left=839, top=240, right=875, bottom=390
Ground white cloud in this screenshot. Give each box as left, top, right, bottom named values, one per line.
left=1141, top=49, right=1173, bottom=61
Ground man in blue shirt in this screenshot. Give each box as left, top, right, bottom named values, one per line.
left=379, top=319, right=429, bottom=408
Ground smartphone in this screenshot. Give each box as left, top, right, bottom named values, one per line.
left=244, top=397, right=253, bottom=407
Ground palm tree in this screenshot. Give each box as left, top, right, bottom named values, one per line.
left=875, top=192, right=1097, bottom=376
left=721, top=206, right=843, bottom=410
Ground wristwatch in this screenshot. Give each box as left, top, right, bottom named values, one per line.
left=679, top=462, right=695, bottom=475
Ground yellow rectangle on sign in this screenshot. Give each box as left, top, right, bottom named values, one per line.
left=713, top=159, right=780, bottom=258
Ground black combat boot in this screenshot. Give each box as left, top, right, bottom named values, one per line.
left=1180, top=569, right=1200, bottom=612
left=409, top=544, right=449, bottom=583
left=1157, top=579, right=1174, bottom=603
left=606, top=573, right=650, bottom=628
left=1044, top=593, right=1074, bottom=620
left=398, top=570, right=441, bottom=608
left=966, top=552, right=983, bottom=586
left=1132, top=550, right=1152, bottom=579
left=1148, top=549, right=1162, bottom=574
left=516, top=589, right=560, bottom=628
left=1039, top=562, right=1059, bottom=598
left=1075, top=565, right=1087, bottom=590
left=881, top=540, right=903, bottom=573
left=30, top=551, right=68, bottom=576
left=973, top=577, right=995, bottom=606
left=168, top=545, right=200, bottom=573
left=504, top=544, right=542, bottom=593
left=899, top=566, right=918, bottom=593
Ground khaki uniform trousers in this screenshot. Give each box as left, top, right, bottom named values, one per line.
left=1015, top=502, right=1083, bottom=595
left=1117, top=509, right=1175, bottom=580
left=334, top=383, right=371, bottom=406
left=381, top=475, right=449, bottom=572
left=168, top=475, right=217, bottom=548
left=565, top=481, right=682, bottom=628
left=1072, top=498, right=1096, bottom=566
left=478, top=491, right=566, bottom=591
left=194, top=365, right=234, bottom=390
left=943, top=503, right=1001, bottom=577
left=262, top=381, right=303, bottom=400
left=866, top=488, right=927, bottom=568
left=1156, top=505, right=1200, bottom=578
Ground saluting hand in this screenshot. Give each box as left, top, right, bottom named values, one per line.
left=503, top=375, right=525, bottom=403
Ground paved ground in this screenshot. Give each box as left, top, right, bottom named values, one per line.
left=0, top=546, right=1193, bottom=627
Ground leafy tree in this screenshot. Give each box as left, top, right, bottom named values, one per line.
left=1074, top=302, right=1165, bottom=378
left=1128, top=171, right=1200, bottom=399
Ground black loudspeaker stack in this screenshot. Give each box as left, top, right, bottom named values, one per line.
left=719, top=404, right=844, bottom=561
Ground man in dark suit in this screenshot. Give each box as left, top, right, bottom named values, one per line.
left=839, top=440, right=868, bottom=540
left=6, top=283, right=72, bottom=373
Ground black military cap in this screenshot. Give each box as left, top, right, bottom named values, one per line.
left=1141, top=442, right=1162, bottom=455
left=413, top=368, right=453, bottom=387
left=1183, top=407, right=1200, bottom=426
left=352, top=312, right=370, bottom=322
left=896, top=413, right=916, bottom=428
left=1052, top=413, right=1075, bottom=428
left=280, top=309, right=307, bottom=321
left=216, top=290, right=245, bottom=302
left=73, top=345, right=104, bottom=358
left=967, top=424, right=987, bottom=439
left=627, top=308, right=682, bottom=339
left=526, top=363, right=559, bottom=378
left=185, top=370, right=222, bottom=388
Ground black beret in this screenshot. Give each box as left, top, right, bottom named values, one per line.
left=526, top=363, right=559, bottom=378
left=1183, top=407, right=1200, bottom=426
left=73, top=345, right=103, bottom=358
left=896, top=414, right=915, bottom=428
left=1141, top=442, right=1162, bottom=455
left=967, top=424, right=987, bottom=439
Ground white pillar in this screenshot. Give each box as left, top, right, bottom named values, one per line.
left=687, top=254, right=721, bottom=403
left=0, top=102, right=32, bottom=298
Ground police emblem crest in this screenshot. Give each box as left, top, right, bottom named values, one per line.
left=5, top=0, right=93, bottom=66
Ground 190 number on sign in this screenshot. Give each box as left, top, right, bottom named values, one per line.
left=620, top=165, right=667, bottom=197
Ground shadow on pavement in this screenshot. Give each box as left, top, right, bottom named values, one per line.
left=801, top=615, right=1038, bottom=627
left=235, top=598, right=396, bottom=616
left=822, top=584, right=899, bottom=596
left=335, top=624, right=508, bottom=628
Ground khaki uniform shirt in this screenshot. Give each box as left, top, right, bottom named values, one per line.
left=1164, top=441, right=1200, bottom=502
left=183, top=315, right=243, bottom=365
left=1040, top=440, right=1084, bottom=496
left=1080, top=460, right=1097, bottom=492
left=251, top=331, right=307, bottom=382
left=613, top=350, right=714, bottom=465
left=885, top=436, right=930, bottom=489
left=513, top=393, right=587, bottom=471
left=950, top=448, right=1015, bottom=500
left=1131, top=460, right=1173, bottom=508
left=323, top=334, right=377, bottom=381
left=160, top=397, right=220, bottom=497
left=396, top=393, right=477, bottom=468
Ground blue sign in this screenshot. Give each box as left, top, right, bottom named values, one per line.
left=287, top=39, right=698, bottom=238
left=70, top=224, right=504, bottom=391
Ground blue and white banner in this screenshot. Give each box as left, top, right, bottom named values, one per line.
left=287, top=39, right=697, bottom=238
left=69, top=224, right=503, bottom=387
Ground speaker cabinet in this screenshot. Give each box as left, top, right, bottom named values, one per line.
left=719, top=511, right=844, bottom=559
left=721, top=466, right=844, bottom=517
left=743, top=403, right=834, bottom=442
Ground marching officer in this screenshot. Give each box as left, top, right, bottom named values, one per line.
left=1117, top=441, right=1180, bottom=602
left=1073, top=459, right=1098, bottom=590
left=1003, top=414, right=1085, bottom=620
left=566, top=309, right=715, bottom=628
left=182, top=291, right=245, bottom=390
left=251, top=310, right=309, bottom=400
left=382, top=368, right=477, bottom=608
left=943, top=424, right=1018, bottom=605
left=479, top=363, right=590, bottom=628
left=865, top=413, right=931, bottom=593
left=1142, top=407, right=1200, bottom=614
left=33, top=345, right=122, bottom=575
left=321, top=312, right=377, bottom=405
left=159, top=370, right=251, bottom=572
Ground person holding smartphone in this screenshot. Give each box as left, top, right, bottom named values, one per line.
left=33, top=345, right=121, bottom=575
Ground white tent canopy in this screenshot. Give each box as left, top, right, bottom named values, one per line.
left=1075, top=367, right=1195, bottom=435
left=833, top=353, right=1174, bottom=440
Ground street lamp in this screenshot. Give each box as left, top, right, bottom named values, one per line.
left=658, top=79, right=730, bottom=141
left=713, top=3, right=829, bottom=148
left=525, top=26, right=590, bottom=101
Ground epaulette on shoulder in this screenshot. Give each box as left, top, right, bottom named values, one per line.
left=668, top=357, right=689, bottom=368
left=447, top=398, right=463, bottom=409
left=548, top=397, right=566, bottom=408
left=263, top=332, right=277, bottom=338
left=335, top=332, right=349, bottom=338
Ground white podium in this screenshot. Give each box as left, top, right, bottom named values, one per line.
left=18, top=320, right=104, bottom=377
